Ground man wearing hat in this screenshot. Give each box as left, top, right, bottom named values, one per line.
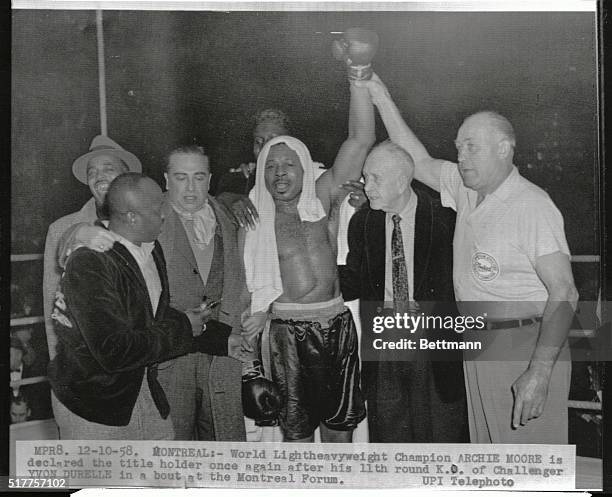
left=43, top=135, right=141, bottom=361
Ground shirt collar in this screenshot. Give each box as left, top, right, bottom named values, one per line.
left=113, top=232, right=155, bottom=264
left=387, top=186, right=417, bottom=222
left=171, top=200, right=207, bottom=219
left=170, top=200, right=217, bottom=245
left=489, top=165, right=519, bottom=204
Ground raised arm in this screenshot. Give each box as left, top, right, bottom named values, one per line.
left=356, top=73, right=444, bottom=192
left=317, top=82, right=376, bottom=211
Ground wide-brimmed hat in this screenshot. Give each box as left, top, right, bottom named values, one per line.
left=72, top=135, right=142, bottom=184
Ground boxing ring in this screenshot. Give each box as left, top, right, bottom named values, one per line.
left=9, top=7, right=604, bottom=490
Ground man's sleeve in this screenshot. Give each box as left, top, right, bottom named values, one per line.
left=340, top=210, right=366, bottom=301
left=438, top=161, right=462, bottom=212
left=63, top=250, right=197, bottom=373
left=193, top=319, right=231, bottom=356
left=520, top=195, right=571, bottom=265
left=57, top=222, right=91, bottom=269
left=43, top=222, right=63, bottom=359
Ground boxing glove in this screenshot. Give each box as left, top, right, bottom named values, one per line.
left=242, top=359, right=282, bottom=426
left=332, top=27, right=379, bottom=81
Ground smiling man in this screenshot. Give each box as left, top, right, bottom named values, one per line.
left=48, top=173, right=235, bottom=440
left=52, top=145, right=249, bottom=441
left=241, top=77, right=375, bottom=443
left=43, top=135, right=142, bottom=361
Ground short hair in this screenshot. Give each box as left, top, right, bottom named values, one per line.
left=467, top=111, right=516, bottom=148
left=104, top=172, right=147, bottom=220
left=164, top=145, right=208, bottom=172
left=254, top=108, right=291, bottom=133
left=369, top=139, right=415, bottom=168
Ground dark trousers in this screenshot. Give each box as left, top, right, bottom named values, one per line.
left=365, top=360, right=468, bottom=443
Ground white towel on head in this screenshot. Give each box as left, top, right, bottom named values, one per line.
left=244, top=136, right=326, bottom=314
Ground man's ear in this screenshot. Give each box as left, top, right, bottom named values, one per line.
left=126, top=211, right=137, bottom=225
left=498, top=139, right=512, bottom=159
left=398, top=172, right=409, bottom=193
left=164, top=172, right=169, bottom=191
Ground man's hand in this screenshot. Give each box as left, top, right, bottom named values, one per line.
left=185, top=305, right=213, bottom=337
left=228, top=334, right=249, bottom=361
left=231, top=197, right=259, bottom=230
left=241, top=310, right=268, bottom=338
left=229, top=162, right=256, bottom=179
left=354, top=73, right=391, bottom=107
left=511, top=363, right=552, bottom=428
left=340, top=180, right=368, bottom=209
left=75, top=225, right=116, bottom=252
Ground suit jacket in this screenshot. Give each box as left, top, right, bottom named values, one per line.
left=157, top=196, right=248, bottom=440
left=48, top=240, right=231, bottom=426
left=341, top=182, right=464, bottom=402
left=43, top=197, right=98, bottom=360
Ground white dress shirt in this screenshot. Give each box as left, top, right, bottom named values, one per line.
left=114, top=234, right=162, bottom=316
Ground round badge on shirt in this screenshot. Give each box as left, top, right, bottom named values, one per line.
left=472, top=251, right=500, bottom=281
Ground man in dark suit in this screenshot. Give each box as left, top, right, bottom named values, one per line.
left=48, top=173, right=238, bottom=439
left=157, top=145, right=248, bottom=441
left=55, top=148, right=249, bottom=441
left=341, top=140, right=468, bottom=443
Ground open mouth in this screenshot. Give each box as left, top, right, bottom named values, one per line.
left=183, top=195, right=198, bottom=203
left=274, top=181, right=290, bottom=193
left=95, top=182, right=110, bottom=195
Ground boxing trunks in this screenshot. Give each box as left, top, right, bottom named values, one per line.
left=264, top=296, right=366, bottom=440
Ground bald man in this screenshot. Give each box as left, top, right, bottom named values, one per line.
left=342, top=140, right=467, bottom=443
left=48, top=173, right=240, bottom=440
left=358, top=74, right=578, bottom=444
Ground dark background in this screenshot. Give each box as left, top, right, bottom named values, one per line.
left=12, top=9, right=598, bottom=257
left=5, top=7, right=605, bottom=476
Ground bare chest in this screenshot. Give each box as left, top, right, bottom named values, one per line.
left=275, top=214, right=331, bottom=259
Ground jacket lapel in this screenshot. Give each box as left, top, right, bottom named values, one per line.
left=413, top=188, right=433, bottom=299
left=152, top=241, right=169, bottom=318
left=209, top=198, right=226, bottom=272
left=364, top=209, right=386, bottom=301
left=162, top=200, right=199, bottom=272
left=110, top=242, right=152, bottom=310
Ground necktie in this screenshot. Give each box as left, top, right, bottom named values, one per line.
left=391, top=214, right=410, bottom=312
left=392, top=214, right=421, bottom=315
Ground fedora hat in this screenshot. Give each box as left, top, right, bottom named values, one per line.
left=72, top=135, right=142, bottom=185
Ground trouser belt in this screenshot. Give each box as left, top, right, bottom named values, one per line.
left=485, top=316, right=542, bottom=330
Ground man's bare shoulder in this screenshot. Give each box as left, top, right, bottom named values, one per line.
left=315, top=169, right=334, bottom=202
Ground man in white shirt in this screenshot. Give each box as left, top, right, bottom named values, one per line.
left=357, top=74, right=578, bottom=443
